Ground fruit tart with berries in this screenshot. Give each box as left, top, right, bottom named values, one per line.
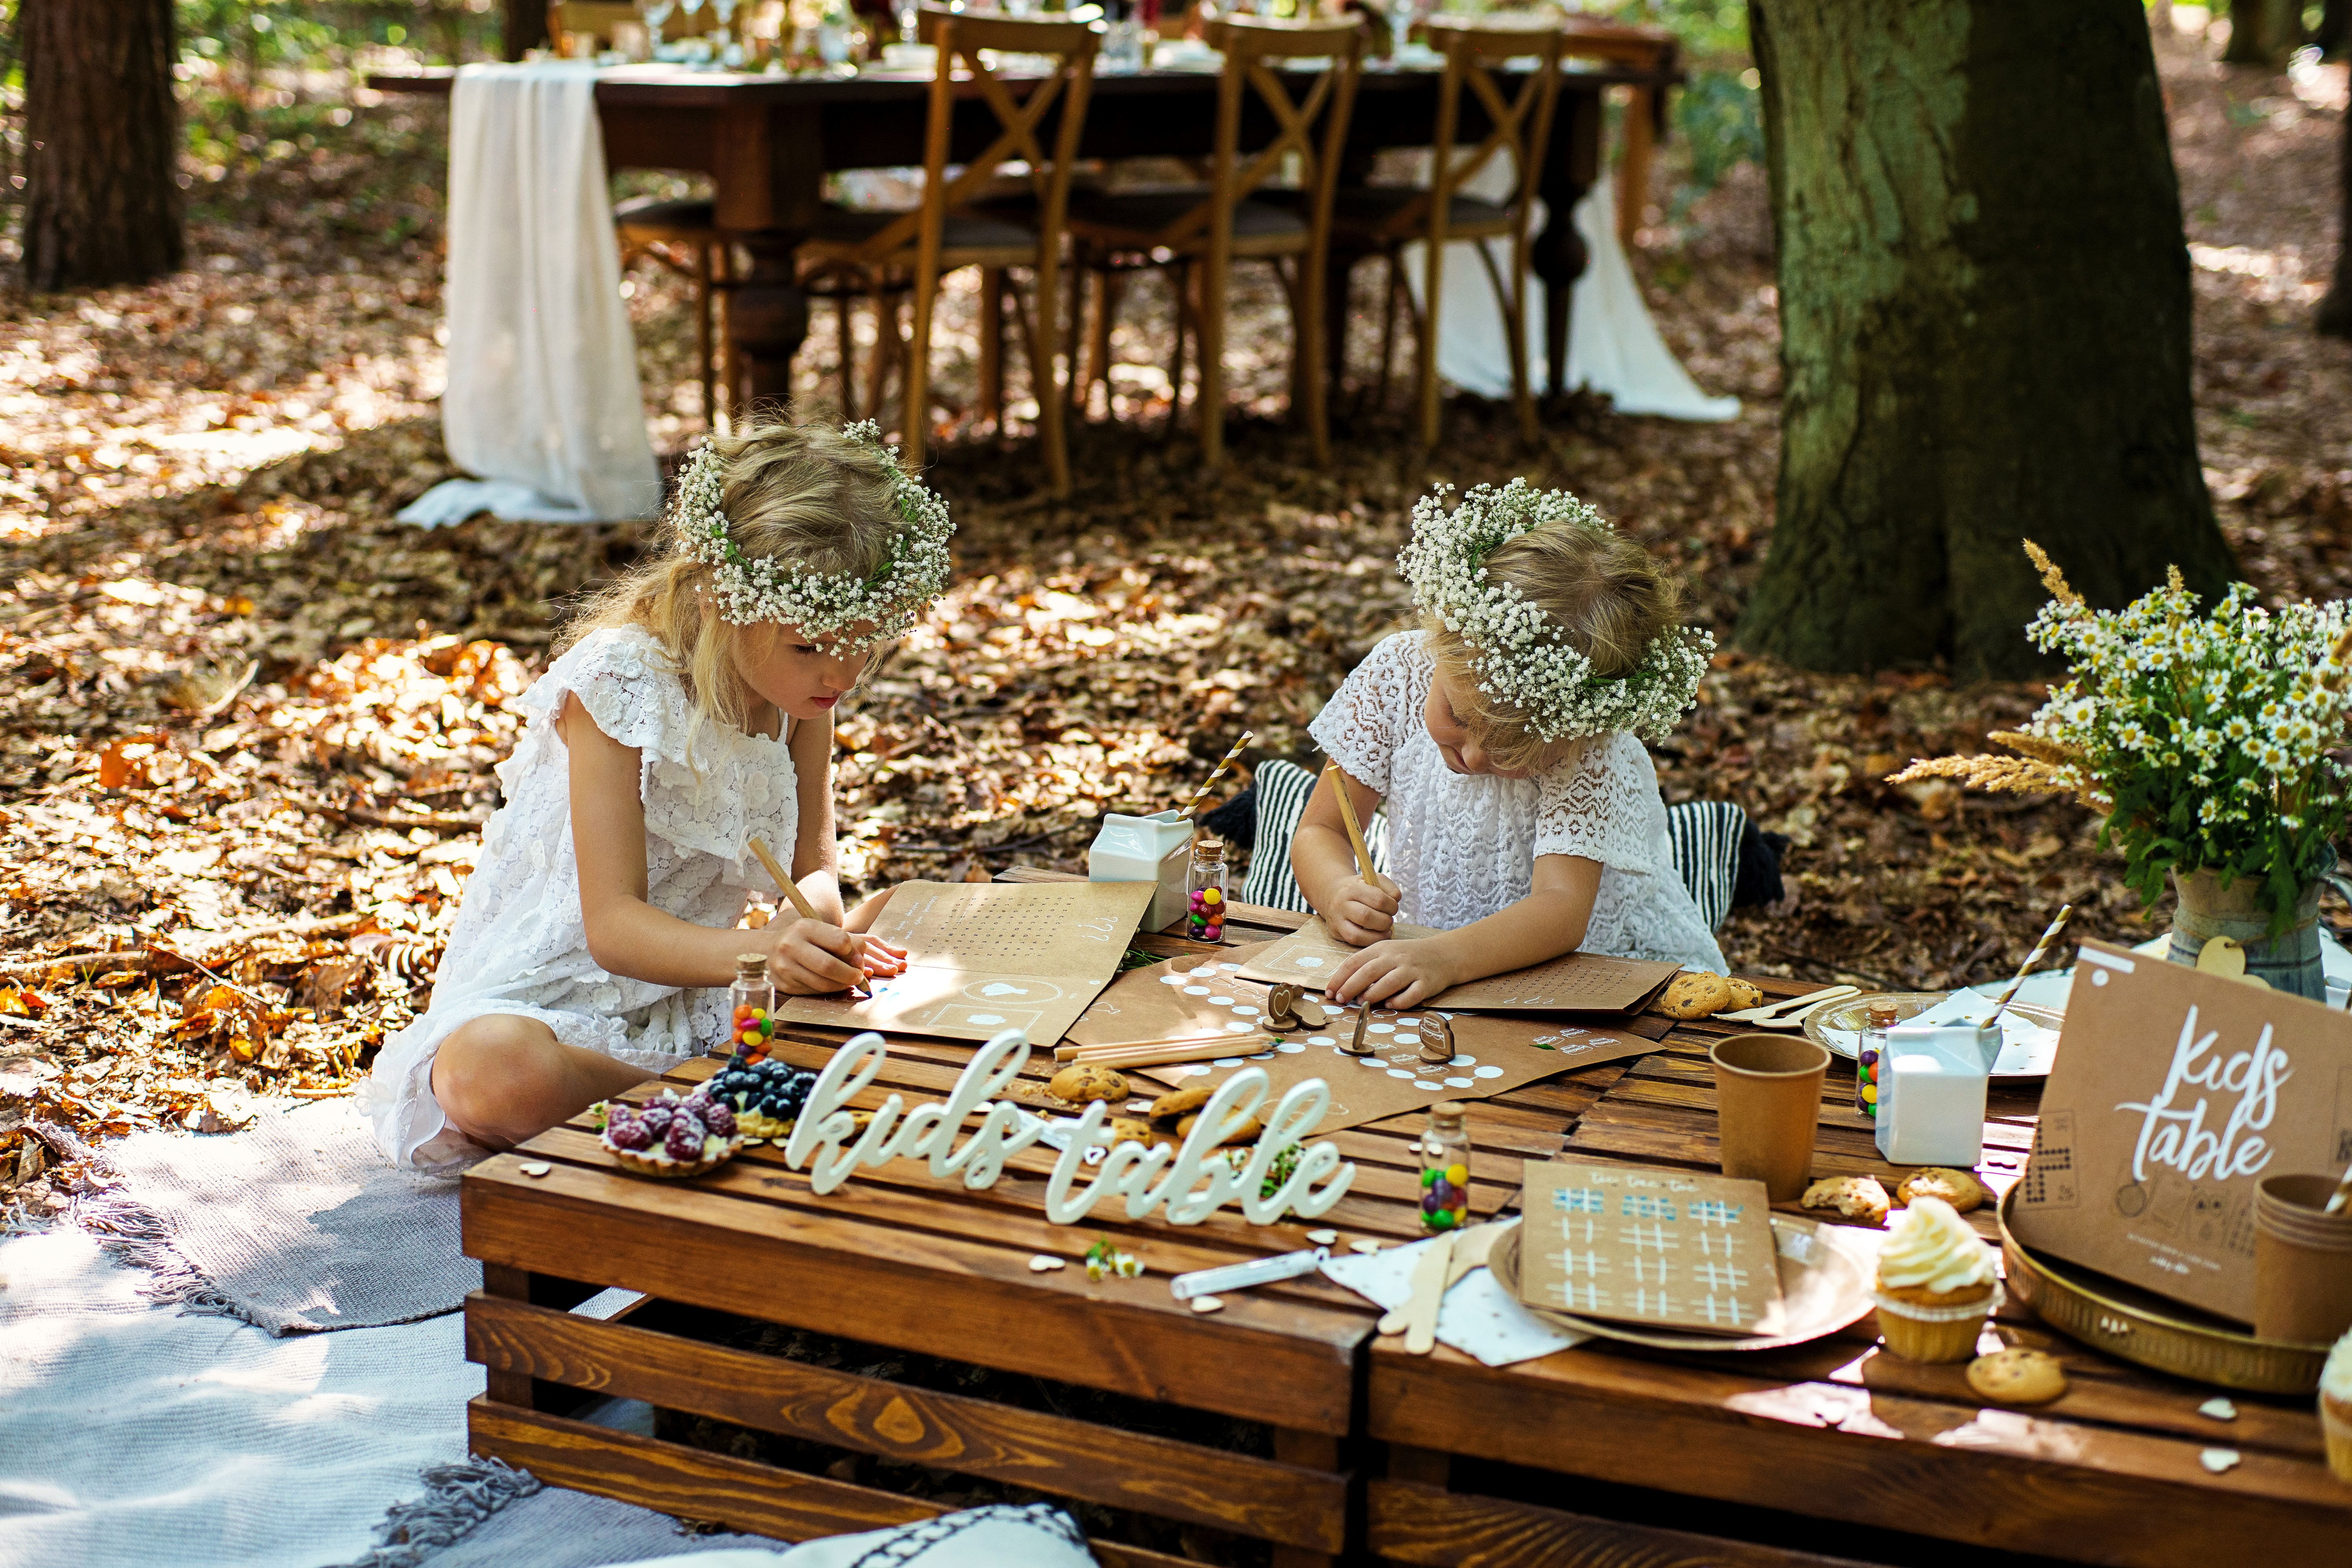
left=600, top=1085, right=744, bottom=1179
left=703, top=1054, right=817, bottom=1140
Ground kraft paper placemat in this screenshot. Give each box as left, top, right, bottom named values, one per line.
left=1233, top=916, right=1681, bottom=1014
left=1080, top=947, right=1659, bottom=1135
left=1519, top=1161, right=1782, bottom=1335
left=774, top=879, right=1156, bottom=1045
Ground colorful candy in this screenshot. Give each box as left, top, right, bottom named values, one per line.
left=1418, top=1101, right=1472, bottom=1234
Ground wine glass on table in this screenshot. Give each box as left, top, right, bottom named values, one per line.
left=638, top=0, right=676, bottom=58
left=713, top=0, right=740, bottom=61
left=1381, top=0, right=1418, bottom=63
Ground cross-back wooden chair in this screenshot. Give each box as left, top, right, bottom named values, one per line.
left=550, top=2, right=735, bottom=430
left=1064, top=15, right=1365, bottom=470
left=1335, top=18, right=1563, bottom=449
left=797, top=5, right=1097, bottom=495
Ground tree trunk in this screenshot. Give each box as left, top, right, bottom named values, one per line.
left=1736, top=0, right=2234, bottom=679
left=20, top=0, right=182, bottom=292
left=2321, top=89, right=2352, bottom=338
left=2222, top=0, right=2301, bottom=66
left=504, top=0, right=550, bottom=60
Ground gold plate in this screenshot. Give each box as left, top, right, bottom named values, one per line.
left=1803, top=991, right=2065, bottom=1082
left=1491, top=1214, right=1878, bottom=1352
left=1996, top=1184, right=2328, bottom=1394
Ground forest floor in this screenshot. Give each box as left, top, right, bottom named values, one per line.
left=0, top=24, right=2347, bottom=1216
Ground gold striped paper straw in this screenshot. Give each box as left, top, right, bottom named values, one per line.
left=1988, top=904, right=2074, bottom=1022
left=1177, top=729, right=1254, bottom=819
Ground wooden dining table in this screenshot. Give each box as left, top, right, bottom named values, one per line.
left=371, top=54, right=1674, bottom=404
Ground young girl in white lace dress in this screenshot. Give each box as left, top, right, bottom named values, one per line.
left=358, top=422, right=951, bottom=1168
left=1294, top=481, right=1727, bottom=1007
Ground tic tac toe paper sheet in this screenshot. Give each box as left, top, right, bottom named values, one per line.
left=1079, top=946, right=1659, bottom=1136
left=1519, top=1162, right=1782, bottom=1336
left=1233, top=916, right=1681, bottom=1014
left=773, top=879, right=1155, bottom=1045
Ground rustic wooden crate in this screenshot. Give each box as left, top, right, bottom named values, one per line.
left=1363, top=1015, right=2352, bottom=1568
left=461, top=888, right=1638, bottom=1566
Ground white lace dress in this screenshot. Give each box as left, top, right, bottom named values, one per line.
left=1307, top=631, right=1726, bottom=973
left=357, top=625, right=802, bottom=1169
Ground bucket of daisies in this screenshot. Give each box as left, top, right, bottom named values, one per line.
left=1893, top=541, right=2352, bottom=1000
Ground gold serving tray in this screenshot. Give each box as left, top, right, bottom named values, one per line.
left=1996, top=1184, right=2329, bottom=1394
left=1492, top=1214, right=1878, bottom=1352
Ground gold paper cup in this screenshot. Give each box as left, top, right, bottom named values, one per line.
left=1710, top=1033, right=1830, bottom=1203
left=2324, top=1393, right=2352, bottom=1485
left=2254, top=1174, right=2352, bottom=1346
left=1873, top=1280, right=2002, bottom=1364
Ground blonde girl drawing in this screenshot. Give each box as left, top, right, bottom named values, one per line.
left=1294, top=480, right=1727, bottom=1007
left=359, top=421, right=951, bottom=1168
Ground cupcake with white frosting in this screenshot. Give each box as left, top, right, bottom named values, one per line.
left=2323, top=1328, right=2352, bottom=1484
left=1873, top=1194, right=2001, bottom=1363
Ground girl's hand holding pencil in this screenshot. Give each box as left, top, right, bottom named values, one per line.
left=749, top=835, right=907, bottom=995
left=1328, top=874, right=1401, bottom=947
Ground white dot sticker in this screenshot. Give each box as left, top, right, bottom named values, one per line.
left=1231, top=1005, right=1259, bottom=1017
left=1209, top=996, right=1235, bottom=1006
left=1367, top=1023, right=1396, bottom=1035
left=1191, top=966, right=1219, bottom=977
left=1277, top=1042, right=1305, bottom=1053
left=1250, top=1051, right=1274, bottom=1060
left=2091, top=970, right=2110, bottom=987
left=1451, top=1054, right=1475, bottom=1066
left=1296, top=955, right=1325, bottom=969
left=1473, top=1065, right=1503, bottom=1079
left=1224, top=1021, right=1253, bottom=1033
left=1359, top=1056, right=1386, bottom=1067
left=1219, top=963, right=1242, bottom=972
left=1416, top=1082, right=1445, bottom=1093
left=1387, top=1068, right=1415, bottom=1079
left=1214, top=1057, right=1246, bottom=1068
left=1394, top=1016, right=1419, bottom=1026
left=1184, top=986, right=1211, bottom=996
left=1158, top=973, right=1187, bottom=985
left=1445, top=1076, right=1473, bottom=1088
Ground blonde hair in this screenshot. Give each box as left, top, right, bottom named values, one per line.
left=564, top=421, right=904, bottom=759
left=1421, top=522, right=1686, bottom=775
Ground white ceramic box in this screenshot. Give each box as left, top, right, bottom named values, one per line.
left=1087, top=810, right=1193, bottom=933
left=1873, top=1023, right=1992, bottom=1167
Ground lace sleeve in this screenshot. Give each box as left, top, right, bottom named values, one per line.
left=1533, top=731, right=1669, bottom=875
left=1307, top=631, right=1426, bottom=796
left=521, top=626, right=698, bottom=771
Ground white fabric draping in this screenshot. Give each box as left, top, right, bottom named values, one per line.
left=401, top=62, right=662, bottom=528
left=1401, top=159, right=1740, bottom=422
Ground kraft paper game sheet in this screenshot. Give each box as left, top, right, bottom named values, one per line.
left=1234, top=916, right=1681, bottom=1014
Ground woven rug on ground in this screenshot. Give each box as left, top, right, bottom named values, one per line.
left=78, top=1096, right=479, bottom=1334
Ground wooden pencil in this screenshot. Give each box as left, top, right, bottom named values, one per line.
left=1060, top=1037, right=1269, bottom=1070
left=747, top=835, right=825, bottom=924
left=1052, top=1030, right=1241, bottom=1062
left=1323, top=759, right=1377, bottom=882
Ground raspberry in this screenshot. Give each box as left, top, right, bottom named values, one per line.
left=697, top=1099, right=737, bottom=1137
left=664, top=1116, right=706, bottom=1161
left=638, top=1104, right=674, bottom=1135
left=605, top=1117, right=652, bottom=1151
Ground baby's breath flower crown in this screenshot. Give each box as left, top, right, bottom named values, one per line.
left=677, top=421, right=953, bottom=651
left=1398, top=479, right=1713, bottom=745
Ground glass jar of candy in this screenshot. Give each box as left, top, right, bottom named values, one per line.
left=730, top=951, right=776, bottom=1062
left=1418, top=1100, right=1470, bottom=1232
left=1186, top=836, right=1229, bottom=943
left=1856, top=1000, right=1896, bottom=1118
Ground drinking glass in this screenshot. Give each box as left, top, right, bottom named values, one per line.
left=1102, top=16, right=1143, bottom=71
left=713, top=0, right=740, bottom=55
left=638, top=0, right=676, bottom=55
left=897, top=0, right=920, bottom=44
left=1383, top=0, right=1416, bottom=60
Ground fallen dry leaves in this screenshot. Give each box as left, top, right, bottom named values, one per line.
left=1, top=29, right=2347, bottom=1229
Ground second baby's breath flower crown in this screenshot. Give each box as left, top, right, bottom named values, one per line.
left=677, top=420, right=953, bottom=651
left=1399, top=479, right=1712, bottom=745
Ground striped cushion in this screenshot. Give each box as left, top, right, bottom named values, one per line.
left=1665, top=799, right=1747, bottom=933
left=1239, top=761, right=1746, bottom=932
left=1239, top=759, right=1389, bottom=914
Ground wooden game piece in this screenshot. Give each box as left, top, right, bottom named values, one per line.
left=1417, top=1015, right=1454, bottom=1065
left=1343, top=999, right=1376, bottom=1056
left=1265, top=983, right=1304, bottom=1031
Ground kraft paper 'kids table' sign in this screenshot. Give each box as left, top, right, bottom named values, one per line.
left=773, top=879, right=1156, bottom=1045
left=1517, top=1161, right=1782, bottom=1336
left=1234, top=916, right=1681, bottom=1015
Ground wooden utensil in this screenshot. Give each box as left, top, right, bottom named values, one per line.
left=1402, top=1229, right=1456, bottom=1355
left=1322, top=759, right=1378, bottom=883
left=1377, top=1221, right=1502, bottom=1335
left=1751, top=991, right=1869, bottom=1031
left=1713, top=984, right=1857, bottom=1025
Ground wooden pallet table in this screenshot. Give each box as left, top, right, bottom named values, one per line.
left=459, top=872, right=1647, bottom=1565
left=1365, top=1011, right=2352, bottom=1568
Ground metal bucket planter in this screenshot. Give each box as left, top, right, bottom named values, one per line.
left=2165, top=867, right=2325, bottom=1001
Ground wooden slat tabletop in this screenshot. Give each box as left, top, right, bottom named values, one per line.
left=463, top=866, right=2347, bottom=1564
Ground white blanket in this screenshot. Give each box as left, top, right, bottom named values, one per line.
left=1405, top=164, right=1741, bottom=422
left=403, top=62, right=661, bottom=527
